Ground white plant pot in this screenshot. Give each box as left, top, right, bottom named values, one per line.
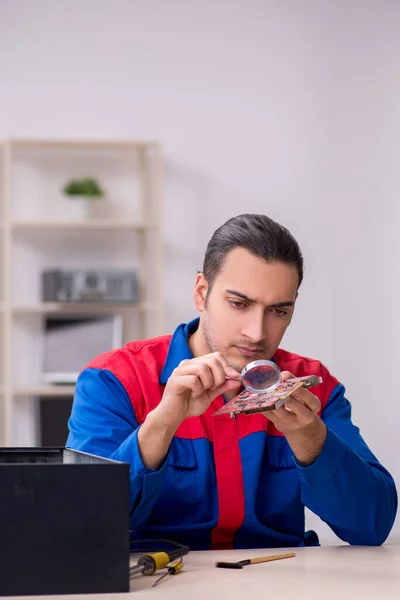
left=66, top=197, right=107, bottom=221
left=67, top=197, right=92, bottom=221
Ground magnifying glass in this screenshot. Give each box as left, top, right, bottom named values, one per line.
left=229, top=359, right=281, bottom=394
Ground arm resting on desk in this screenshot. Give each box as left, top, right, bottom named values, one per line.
left=297, top=383, right=397, bottom=545
left=66, top=368, right=169, bottom=533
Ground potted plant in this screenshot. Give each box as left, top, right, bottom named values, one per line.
left=62, top=177, right=105, bottom=220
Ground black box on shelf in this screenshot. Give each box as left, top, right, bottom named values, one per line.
left=0, top=447, right=131, bottom=596
left=41, top=269, right=138, bottom=303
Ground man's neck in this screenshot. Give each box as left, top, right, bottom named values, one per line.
left=188, top=324, right=209, bottom=358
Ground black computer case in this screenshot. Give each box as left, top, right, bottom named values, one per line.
left=0, top=447, right=130, bottom=596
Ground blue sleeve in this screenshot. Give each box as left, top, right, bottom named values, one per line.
left=296, top=383, right=397, bottom=545
left=66, top=368, right=169, bottom=534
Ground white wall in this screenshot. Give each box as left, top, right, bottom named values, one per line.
left=0, top=0, right=399, bottom=542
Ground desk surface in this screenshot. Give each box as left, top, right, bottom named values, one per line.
left=10, top=544, right=400, bottom=600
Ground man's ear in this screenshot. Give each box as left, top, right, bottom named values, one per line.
left=193, top=272, right=208, bottom=312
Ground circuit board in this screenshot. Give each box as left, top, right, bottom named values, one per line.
left=213, top=375, right=322, bottom=417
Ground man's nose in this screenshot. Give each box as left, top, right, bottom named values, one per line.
left=240, top=311, right=266, bottom=343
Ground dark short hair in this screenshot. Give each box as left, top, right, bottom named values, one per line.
left=202, top=213, right=303, bottom=290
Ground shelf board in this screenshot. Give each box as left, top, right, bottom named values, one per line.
left=13, top=385, right=76, bottom=397
left=11, top=221, right=156, bottom=232
left=11, top=302, right=158, bottom=315
left=9, top=139, right=159, bottom=150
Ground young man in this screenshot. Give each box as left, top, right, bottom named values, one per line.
left=67, top=214, right=397, bottom=550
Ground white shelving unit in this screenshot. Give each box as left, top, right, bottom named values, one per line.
left=11, top=222, right=155, bottom=232
left=0, top=139, right=163, bottom=446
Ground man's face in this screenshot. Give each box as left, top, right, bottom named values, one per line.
left=194, top=247, right=299, bottom=373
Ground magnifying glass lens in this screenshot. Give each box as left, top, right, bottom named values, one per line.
left=241, top=360, right=281, bottom=393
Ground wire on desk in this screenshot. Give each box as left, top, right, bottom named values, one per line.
left=130, top=538, right=189, bottom=554
left=152, top=560, right=184, bottom=587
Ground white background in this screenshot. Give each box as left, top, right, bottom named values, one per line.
left=0, top=0, right=399, bottom=542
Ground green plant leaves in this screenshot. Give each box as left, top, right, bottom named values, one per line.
left=63, top=178, right=104, bottom=197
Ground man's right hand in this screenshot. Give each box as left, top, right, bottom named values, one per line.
left=156, top=352, right=242, bottom=428
left=138, top=353, right=241, bottom=470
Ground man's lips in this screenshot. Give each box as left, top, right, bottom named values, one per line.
left=235, top=346, right=264, bottom=357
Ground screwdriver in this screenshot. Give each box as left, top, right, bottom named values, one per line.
left=152, top=560, right=184, bottom=587
left=216, top=552, right=295, bottom=569
left=129, top=544, right=189, bottom=578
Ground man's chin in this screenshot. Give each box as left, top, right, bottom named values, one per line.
left=225, top=355, right=257, bottom=374
left=226, top=347, right=272, bottom=372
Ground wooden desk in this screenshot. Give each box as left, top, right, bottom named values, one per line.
left=130, top=545, right=400, bottom=599
left=9, top=545, right=400, bottom=599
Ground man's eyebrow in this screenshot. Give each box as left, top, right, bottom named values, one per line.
left=226, top=289, right=294, bottom=308
left=226, top=289, right=256, bottom=302
left=269, top=301, right=295, bottom=308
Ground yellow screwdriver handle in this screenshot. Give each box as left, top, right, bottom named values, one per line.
left=138, top=551, right=170, bottom=574
left=150, top=552, right=171, bottom=570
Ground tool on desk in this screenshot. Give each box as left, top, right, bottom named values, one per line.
left=152, top=560, right=184, bottom=587
left=129, top=539, right=189, bottom=579
left=216, top=552, right=295, bottom=569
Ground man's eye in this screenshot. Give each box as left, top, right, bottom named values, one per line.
left=273, top=309, right=288, bottom=317
left=228, top=300, right=247, bottom=309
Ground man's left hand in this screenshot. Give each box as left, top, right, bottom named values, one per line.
left=262, top=371, right=327, bottom=465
